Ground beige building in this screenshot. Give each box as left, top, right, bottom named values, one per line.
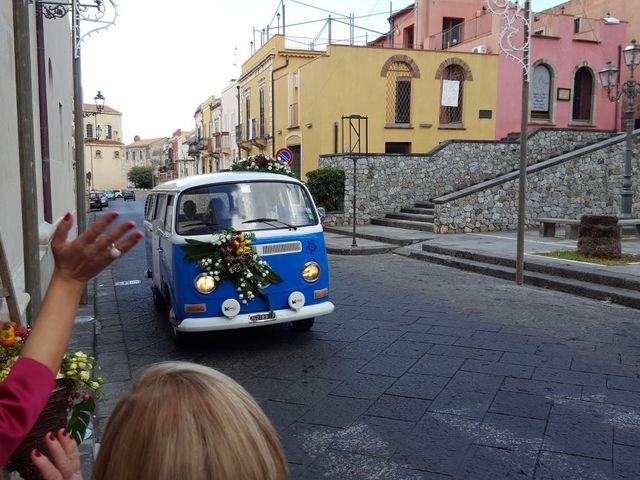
left=83, top=103, right=125, bottom=190
left=171, top=128, right=197, bottom=178
left=125, top=136, right=169, bottom=186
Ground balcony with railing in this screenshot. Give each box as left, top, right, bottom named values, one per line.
left=212, top=132, right=231, bottom=152
left=427, top=14, right=493, bottom=50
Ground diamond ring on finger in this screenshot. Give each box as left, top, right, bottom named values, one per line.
left=109, top=243, right=122, bottom=259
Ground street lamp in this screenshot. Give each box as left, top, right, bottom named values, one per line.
left=85, top=90, right=105, bottom=190
left=599, top=39, right=640, bottom=219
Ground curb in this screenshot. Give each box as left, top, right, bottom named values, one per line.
left=327, top=245, right=395, bottom=255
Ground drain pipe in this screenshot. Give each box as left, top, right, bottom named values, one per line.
left=271, top=57, right=289, bottom=157
left=13, top=0, right=42, bottom=322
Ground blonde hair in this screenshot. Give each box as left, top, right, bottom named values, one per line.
left=92, top=362, right=288, bottom=480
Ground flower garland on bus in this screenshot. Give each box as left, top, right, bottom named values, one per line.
left=181, top=227, right=283, bottom=304
left=230, top=154, right=295, bottom=177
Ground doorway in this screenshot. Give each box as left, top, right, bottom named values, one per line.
left=288, top=144, right=301, bottom=179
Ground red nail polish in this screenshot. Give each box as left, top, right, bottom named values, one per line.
left=111, top=212, right=119, bottom=219
left=63, top=212, right=71, bottom=222
left=48, top=432, right=56, bottom=441
left=136, top=231, right=144, bottom=239
left=33, top=449, right=42, bottom=458
left=62, top=428, right=68, bottom=436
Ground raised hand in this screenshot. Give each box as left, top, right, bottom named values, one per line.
left=52, top=211, right=143, bottom=284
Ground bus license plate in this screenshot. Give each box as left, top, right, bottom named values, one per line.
left=249, top=311, right=277, bottom=323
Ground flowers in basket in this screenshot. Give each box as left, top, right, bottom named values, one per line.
left=0, top=321, right=102, bottom=444
left=230, top=154, right=295, bottom=177
left=181, top=227, right=283, bottom=305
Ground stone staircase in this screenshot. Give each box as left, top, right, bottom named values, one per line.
left=370, top=201, right=435, bottom=232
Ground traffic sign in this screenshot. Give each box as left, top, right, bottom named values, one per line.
left=276, top=147, right=294, bottom=165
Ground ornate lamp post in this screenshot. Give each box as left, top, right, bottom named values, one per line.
left=599, top=40, right=640, bottom=219
left=485, top=0, right=531, bottom=285
left=85, top=90, right=105, bottom=190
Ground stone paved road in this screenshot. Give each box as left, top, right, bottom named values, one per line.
left=95, top=198, right=640, bottom=479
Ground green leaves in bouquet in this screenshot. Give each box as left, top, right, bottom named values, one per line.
left=67, top=396, right=96, bottom=445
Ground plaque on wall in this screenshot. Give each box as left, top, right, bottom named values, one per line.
left=531, top=65, right=551, bottom=112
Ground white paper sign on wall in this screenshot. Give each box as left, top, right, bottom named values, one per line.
left=441, top=80, right=460, bottom=107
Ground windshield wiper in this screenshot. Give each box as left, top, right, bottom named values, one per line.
left=242, top=217, right=297, bottom=230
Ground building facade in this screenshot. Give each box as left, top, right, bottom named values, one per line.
left=125, top=137, right=169, bottom=186
left=83, top=104, right=126, bottom=190
left=220, top=79, right=239, bottom=166
left=1, top=3, right=76, bottom=322
left=171, top=128, right=197, bottom=178
left=371, top=0, right=627, bottom=138
left=238, top=34, right=498, bottom=178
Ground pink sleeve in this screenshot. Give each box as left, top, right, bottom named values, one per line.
left=0, top=357, right=56, bottom=466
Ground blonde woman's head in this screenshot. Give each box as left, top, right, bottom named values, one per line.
left=92, top=362, right=288, bottom=480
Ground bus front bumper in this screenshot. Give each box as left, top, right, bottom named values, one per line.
left=174, top=301, right=335, bottom=332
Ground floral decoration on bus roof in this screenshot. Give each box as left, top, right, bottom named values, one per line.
left=230, top=154, right=295, bottom=177
left=181, top=227, right=283, bottom=304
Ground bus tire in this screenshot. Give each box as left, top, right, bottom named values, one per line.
left=152, top=285, right=165, bottom=309
left=292, top=318, right=314, bottom=331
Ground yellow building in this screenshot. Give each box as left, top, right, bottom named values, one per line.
left=238, top=35, right=499, bottom=178
left=194, top=95, right=217, bottom=174
left=83, top=103, right=126, bottom=190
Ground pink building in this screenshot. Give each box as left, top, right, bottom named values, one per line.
left=371, top=1, right=628, bottom=138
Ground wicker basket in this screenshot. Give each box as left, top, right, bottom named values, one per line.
left=8, top=378, right=74, bottom=480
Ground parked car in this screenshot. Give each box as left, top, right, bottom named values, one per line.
left=122, top=190, right=136, bottom=201
left=94, top=191, right=108, bottom=207
left=113, top=189, right=123, bottom=199
left=105, top=190, right=116, bottom=200
left=89, top=192, right=102, bottom=211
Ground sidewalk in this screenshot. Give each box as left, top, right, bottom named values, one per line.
left=324, top=225, right=640, bottom=308
left=325, top=224, right=640, bottom=272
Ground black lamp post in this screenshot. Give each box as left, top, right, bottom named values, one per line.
left=599, top=40, right=640, bottom=219
left=86, top=90, right=105, bottom=190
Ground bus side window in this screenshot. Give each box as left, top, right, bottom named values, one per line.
left=164, top=195, right=174, bottom=232
left=145, top=194, right=156, bottom=221
left=154, top=194, right=167, bottom=230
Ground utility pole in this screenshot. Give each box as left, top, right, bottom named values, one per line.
left=13, top=0, right=42, bottom=322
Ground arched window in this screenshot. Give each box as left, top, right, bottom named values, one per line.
left=531, top=64, right=553, bottom=120
left=439, top=65, right=465, bottom=126
left=95, top=150, right=102, bottom=158
left=386, top=62, right=412, bottom=124
left=572, top=67, right=594, bottom=122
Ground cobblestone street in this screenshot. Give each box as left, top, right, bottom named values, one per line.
left=94, top=200, right=640, bottom=479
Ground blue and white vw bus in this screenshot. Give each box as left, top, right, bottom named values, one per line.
left=144, top=172, right=334, bottom=341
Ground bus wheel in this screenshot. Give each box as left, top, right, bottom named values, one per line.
left=292, top=318, right=314, bottom=332
left=152, top=285, right=165, bottom=309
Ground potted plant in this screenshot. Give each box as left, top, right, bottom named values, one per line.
left=0, top=321, right=102, bottom=480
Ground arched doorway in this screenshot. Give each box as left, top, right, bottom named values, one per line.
left=572, top=67, right=594, bottom=122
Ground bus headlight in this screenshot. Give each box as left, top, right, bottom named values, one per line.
left=301, top=261, right=320, bottom=282
left=194, top=273, right=216, bottom=294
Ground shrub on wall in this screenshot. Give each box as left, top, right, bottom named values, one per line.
left=306, top=167, right=345, bottom=212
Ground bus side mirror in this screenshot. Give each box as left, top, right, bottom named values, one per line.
left=317, top=207, right=326, bottom=225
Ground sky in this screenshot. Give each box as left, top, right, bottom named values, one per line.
left=80, top=0, right=567, bottom=144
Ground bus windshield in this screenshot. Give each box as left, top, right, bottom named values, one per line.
left=175, top=181, right=318, bottom=235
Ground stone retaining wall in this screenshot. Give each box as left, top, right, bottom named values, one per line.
left=434, top=135, right=640, bottom=233
left=320, top=129, right=614, bottom=226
